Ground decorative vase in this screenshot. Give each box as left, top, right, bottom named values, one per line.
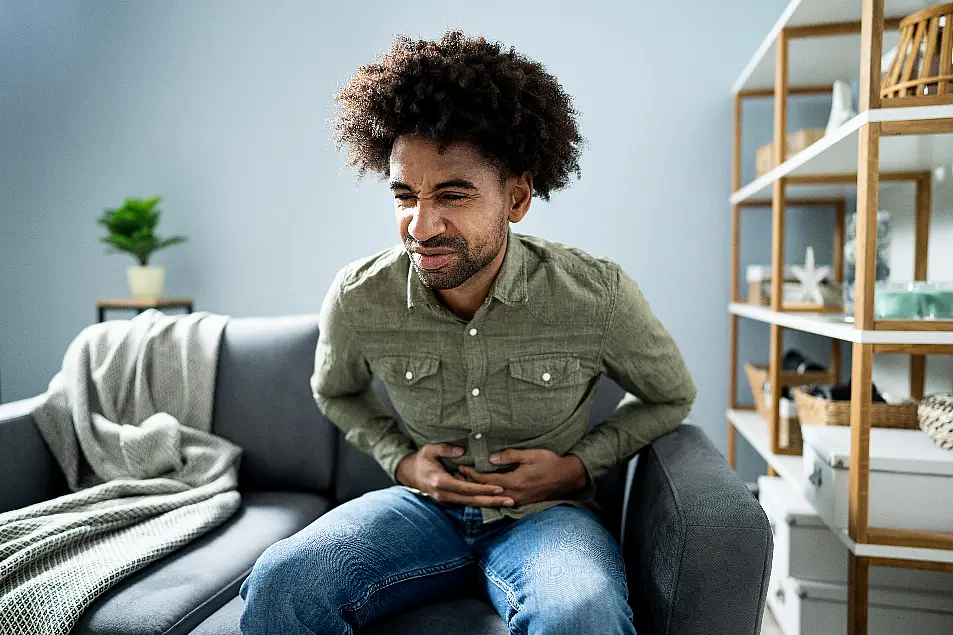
left=843, top=211, right=891, bottom=315
left=825, top=79, right=856, bottom=134
left=127, top=265, right=165, bottom=300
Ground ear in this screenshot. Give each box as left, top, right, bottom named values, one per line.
left=507, top=171, right=533, bottom=223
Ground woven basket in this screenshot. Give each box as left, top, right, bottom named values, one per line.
left=919, top=393, right=953, bottom=450
left=793, top=388, right=920, bottom=429
left=882, top=3, right=953, bottom=100
left=745, top=362, right=819, bottom=451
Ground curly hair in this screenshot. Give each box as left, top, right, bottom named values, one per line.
left=330, top=30, right=584, bottom=201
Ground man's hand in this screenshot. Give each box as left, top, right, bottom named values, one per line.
left=395, top=443, right=516, bottom=507
left=456, top=449, right=588, bottom=508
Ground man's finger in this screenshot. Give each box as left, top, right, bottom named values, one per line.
left=458, top=465, right=515, bottom=487
left=425, top=443, right=465, bottom=458
left=437, top=474, right=504, bottom=496
left=490, top=448, right=535, bottom=465
left=437, top=492, right=515, bottom=507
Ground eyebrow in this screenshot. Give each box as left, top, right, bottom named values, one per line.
left=388, top=178, right=479, bottom=193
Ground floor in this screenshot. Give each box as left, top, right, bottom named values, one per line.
left=761, top=606, right=783, bottom=635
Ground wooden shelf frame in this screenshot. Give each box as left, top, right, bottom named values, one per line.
left=727, top=2, right=953, bottom=633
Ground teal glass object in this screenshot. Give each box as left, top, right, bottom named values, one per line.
left=921, top=283, right=953, bottom=320
left=874, top=282, right=920, bottom=318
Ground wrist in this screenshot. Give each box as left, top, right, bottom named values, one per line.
left=563, top=454, right=588, bottom=491
left=395, top=453, right=413, bottom=486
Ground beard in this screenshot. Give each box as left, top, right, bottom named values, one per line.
left=405, top=214, right=507, bottom=290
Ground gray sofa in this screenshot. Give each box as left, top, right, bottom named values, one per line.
left=0, top=315, right=772, bottom=635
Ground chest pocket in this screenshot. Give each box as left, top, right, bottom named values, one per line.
left=507, top=354, right=586, bottom=432
left=373, top=354, right=443, bottom=427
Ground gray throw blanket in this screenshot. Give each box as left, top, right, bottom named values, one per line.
left=0, top=309, right=243, bottom=635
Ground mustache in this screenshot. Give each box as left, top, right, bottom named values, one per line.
left=404, top=235, right=468, bottom=251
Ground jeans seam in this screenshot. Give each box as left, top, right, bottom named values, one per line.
left=340, top=554, right=475, bottom=624
left=477, top=556, right=525, bottom=634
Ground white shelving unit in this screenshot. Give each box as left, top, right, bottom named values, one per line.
left=729, top=302, right=953, bottom=344
left=728, top=0, right=953, bottom=631
left=838, top=529, right=953, bottom=565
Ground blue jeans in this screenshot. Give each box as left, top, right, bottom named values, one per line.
left=239, top=485, right=636, bottom=634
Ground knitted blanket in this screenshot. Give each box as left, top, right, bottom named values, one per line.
left=0, top=309, right=242, bottom=635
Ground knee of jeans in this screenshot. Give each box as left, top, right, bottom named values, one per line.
left=244, top=528, right=368, bottom=604
left=520, top=551, right=631, bottom=627
left=525, top=573, right=631, bottom=632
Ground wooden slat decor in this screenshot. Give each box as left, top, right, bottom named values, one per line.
left=882, top=4, right=953, bottom=101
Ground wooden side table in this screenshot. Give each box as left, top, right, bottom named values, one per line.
left=97, top=297, right=195, bottom=323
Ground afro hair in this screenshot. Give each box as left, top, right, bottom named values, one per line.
left=330, top=30, right=584, bottom=201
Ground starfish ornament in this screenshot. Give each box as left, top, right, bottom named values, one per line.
left=791, top=246, right=831, bottom=305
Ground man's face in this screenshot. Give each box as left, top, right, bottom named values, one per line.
left=389, top=135, right=510, bottom=290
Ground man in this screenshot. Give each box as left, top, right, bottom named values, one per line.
left=240, top=30, right=696, bottom=634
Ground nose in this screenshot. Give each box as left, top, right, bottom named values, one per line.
left=406, top=199, right=446, bottom=243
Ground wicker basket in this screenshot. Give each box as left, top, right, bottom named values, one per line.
left=755, top=129, right=826, bottom=176
left=919, top=393, right=953, bottom=450
left=793, top=388, right=920, bottom=429
left=882, top=4, right=953, bottom=101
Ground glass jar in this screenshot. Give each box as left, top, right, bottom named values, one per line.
left=874, top=281, right=921, bottom=319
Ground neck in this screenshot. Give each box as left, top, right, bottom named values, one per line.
left=437, top=234, right=509, bottom=321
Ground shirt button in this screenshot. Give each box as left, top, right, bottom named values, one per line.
left=542, top=372, right=551, bottom=381
left=469, top=328, right=478, bottom=336
left=405, top=371, right=414, bottom=380
left=474, top=433, right=483, bottom=439
left=471, top=388, right=480, bottom=396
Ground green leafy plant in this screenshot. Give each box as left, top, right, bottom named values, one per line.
left=97, top=196, right=187, bottom=266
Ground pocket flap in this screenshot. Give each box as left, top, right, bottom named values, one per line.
left=508, top=354, right=581, bottom=388
left=378, top=355, right=440, bottom=385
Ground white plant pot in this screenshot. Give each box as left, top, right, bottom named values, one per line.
left=127, top=265, right=165, bottom=300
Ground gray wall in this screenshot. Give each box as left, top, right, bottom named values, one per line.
left=1, top=1, right=786, bottom=479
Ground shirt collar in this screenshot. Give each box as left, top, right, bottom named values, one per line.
left=405, top=229, right=528, bottom=310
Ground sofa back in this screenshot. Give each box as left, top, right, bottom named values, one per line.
left=211, top=315, right=337, bottom=493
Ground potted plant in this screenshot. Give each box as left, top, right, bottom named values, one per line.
left=97, top=195, right=187, bottom=300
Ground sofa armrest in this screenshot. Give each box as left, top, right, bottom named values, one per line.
left=0, top=396, right=68, bottom=513
left=623, top=425, right=772, bottom=635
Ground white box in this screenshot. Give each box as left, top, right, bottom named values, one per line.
left=767, top=576, right=953, bottom=635
left=759, top=476, right=953, bottom=591
left=801, top=426, right=953, bottom=532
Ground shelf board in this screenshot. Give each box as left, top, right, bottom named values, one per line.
left=838, top=529, right=953, bottom=564
left=730, top=302, right=953, bottom=344
left=727, top=408, right=806, bottom=488
left=731, top=106, right=953, bottom=204
left=733, top=0, right=928, bottom=94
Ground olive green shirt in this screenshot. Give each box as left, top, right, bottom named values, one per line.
left=310, top=231, right=697, bottom=523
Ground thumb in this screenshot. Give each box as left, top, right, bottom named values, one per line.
left=426, top=443, right=466, bottom=458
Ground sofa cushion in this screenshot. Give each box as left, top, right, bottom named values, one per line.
left=188, top=595, right=508, bottom=635
left=73, top=491, right=330, bottom=635
left=212, top=315, right=337, bottom=493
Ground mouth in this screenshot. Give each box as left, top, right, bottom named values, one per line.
left=411, top=249, right=456, bottom=270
